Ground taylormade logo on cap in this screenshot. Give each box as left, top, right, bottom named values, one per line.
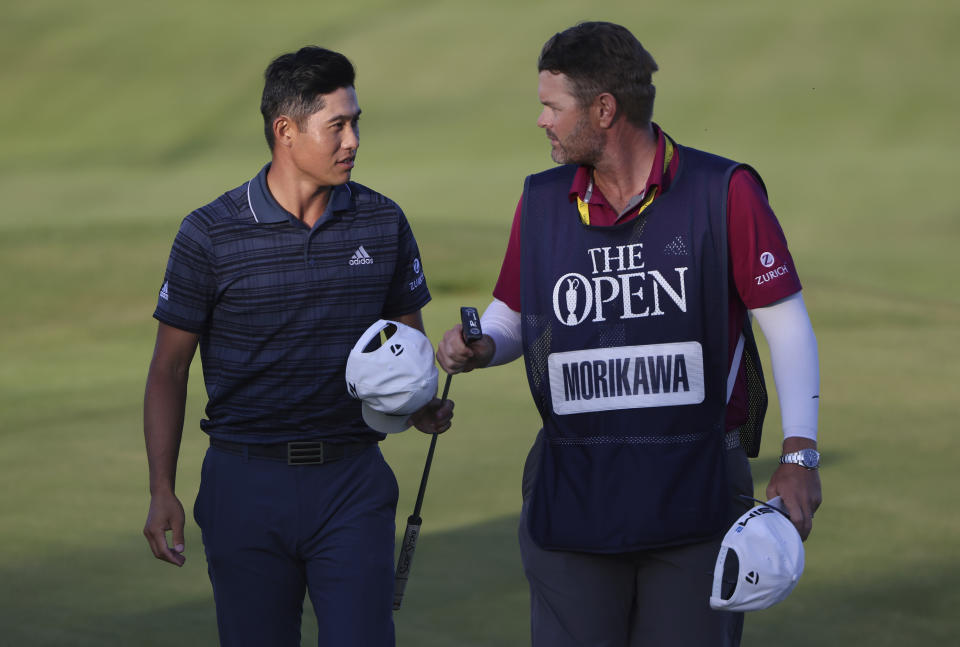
left=710, top=497, right=805, bottom=612
left=345, top=319, right=438, bottom=434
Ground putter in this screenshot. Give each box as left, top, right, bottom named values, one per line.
left=393, top=306, right=482, bottom=611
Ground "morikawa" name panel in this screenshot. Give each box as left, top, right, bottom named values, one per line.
left=548, top=341, right=705, bottom=415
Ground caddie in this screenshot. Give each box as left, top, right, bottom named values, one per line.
left=437, top=21, right=822, bottom=647
left=142, top=46, right=452, bottom=647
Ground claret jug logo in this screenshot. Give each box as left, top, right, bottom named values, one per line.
left=552, top=244, right=689, bottom=326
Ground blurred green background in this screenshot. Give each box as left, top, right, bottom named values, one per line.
left=1, top=0, right=957, bottom=644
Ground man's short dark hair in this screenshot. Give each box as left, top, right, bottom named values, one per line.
left=260, top=46, right=356, bottom=150
left=538, top=22, right=658, bottom=127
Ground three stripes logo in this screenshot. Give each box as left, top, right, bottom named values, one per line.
left=349, top=245, right=374, bottom=266
left=159, top=281, right=169, bottom=301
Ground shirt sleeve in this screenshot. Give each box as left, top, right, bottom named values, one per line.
left=382, top=207, right=432, bottom=318
left=491, top=196, right=524, bottom=312
left=728, top=168, right=803, bottom=308
left=153, top=213, right=216, bottom=334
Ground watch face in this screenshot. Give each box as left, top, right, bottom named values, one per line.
left=800, top=449, right=820, bottom=468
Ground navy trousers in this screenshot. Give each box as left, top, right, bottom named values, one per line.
left=193, top=443, right=398, bottom=647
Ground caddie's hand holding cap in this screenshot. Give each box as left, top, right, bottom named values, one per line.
left=345, top=320, right=439, bottom=434
left=710, top=496, right=805, bottom=612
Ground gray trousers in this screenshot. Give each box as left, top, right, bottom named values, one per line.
left=519, top=434, right=753, bottom=647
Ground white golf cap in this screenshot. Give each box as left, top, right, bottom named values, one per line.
left=709, top=497, right=805, bottom=612
left=345, top=319, right=438, bottom=434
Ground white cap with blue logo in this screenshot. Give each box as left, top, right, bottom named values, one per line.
left=710, top=496, right=805, bottom=612
left=345, top=319, right=438, bottom=434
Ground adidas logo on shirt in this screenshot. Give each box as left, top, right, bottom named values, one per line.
left=159, top=281, right=170, bottom=301
left=349, top=245, right=374, bottom=266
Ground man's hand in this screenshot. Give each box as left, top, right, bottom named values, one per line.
left=437, top=325, right=495, bottom=375
left=143, top=491, right=187, bottom=567
left=766, top=437, right=822, bottom=541
left=408, top=397, right=455, bottom=435
left=143, top=322, right=196, bottom=568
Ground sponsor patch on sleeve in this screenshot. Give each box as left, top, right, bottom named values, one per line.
left=548, top=342, right=705, bottom=415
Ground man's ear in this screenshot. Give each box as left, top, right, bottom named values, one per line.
left=273, top=116, right=296, bottom=148
left=595, top=92, right=618, bottom=129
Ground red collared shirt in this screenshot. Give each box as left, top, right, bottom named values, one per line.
left=492, top=125, right=802, bottom=430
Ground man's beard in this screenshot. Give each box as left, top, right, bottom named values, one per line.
left=548, top=115, right=604, bottom=166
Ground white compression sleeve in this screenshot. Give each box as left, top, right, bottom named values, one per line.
left=750, top=292, right=820, bottom=442
left=479, top=298, right=523, bottom=366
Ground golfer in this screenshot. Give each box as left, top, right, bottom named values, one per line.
left=438, top=22, right=821, bottom=646
left=142, top=46, right=451, bottom=646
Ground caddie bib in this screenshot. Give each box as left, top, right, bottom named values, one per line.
left=520, top=145, right=752, bottom=552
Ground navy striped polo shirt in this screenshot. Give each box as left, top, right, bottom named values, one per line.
left=154, top=164, right=431, bottom=444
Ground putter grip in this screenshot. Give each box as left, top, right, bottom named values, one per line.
left=460, top=306, right=482, bottom=342
left=393, top=516, right=422, bottom=610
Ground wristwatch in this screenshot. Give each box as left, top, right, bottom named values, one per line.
left=779, top=448, right=820, bottom=470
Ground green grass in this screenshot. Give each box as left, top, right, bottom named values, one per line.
left=1, top=0, right=958, bottom=644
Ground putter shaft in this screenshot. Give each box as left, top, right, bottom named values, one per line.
left=412, top=373, right=450, bottom=518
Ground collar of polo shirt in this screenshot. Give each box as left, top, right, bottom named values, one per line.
left=246, top=163, right=353, bottom=224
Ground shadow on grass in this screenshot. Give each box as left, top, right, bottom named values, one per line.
left=1, top=503, right=954, bottom=647
left=392, top=515, right=529, bottom=647
left=0, top=517, right=527, bottom=647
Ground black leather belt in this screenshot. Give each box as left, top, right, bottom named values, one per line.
left=209, top=438, right=374, bottom=465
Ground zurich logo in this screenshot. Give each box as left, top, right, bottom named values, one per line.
left=760, top=252, right=775, bottom=268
